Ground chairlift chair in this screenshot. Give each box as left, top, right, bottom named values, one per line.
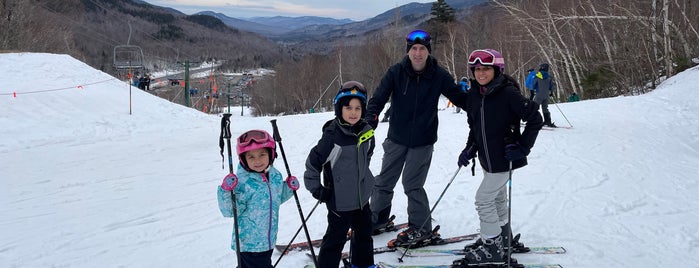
left=113, top=45, right=145, bottom=70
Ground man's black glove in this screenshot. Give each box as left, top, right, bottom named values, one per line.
left=312, top=187, right=333, bottom=203
left=505, top=142, right=530, bottom=161
left=367, top=114, right=379, bottom=129
left=458, top=144, right=477, bottom=167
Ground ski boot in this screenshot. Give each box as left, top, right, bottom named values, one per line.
left=388, top=225, right=442, bottom=248
left=452, top=235, right=521, bottom=267
left=463, top=224, right=530, bottom=253
left=371, top=215, right=397, bottom=235
left=543, top=112, right=558, bottom=128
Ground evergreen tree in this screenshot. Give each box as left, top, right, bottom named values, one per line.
left=430, top=0, right=456, bottom=23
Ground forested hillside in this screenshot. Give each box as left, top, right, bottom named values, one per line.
left=0, top=0, right=284, bottom=75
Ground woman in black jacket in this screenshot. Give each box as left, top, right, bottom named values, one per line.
left=454, top=49, right=543, bottom=267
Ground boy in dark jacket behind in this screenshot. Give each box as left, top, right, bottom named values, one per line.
left=304, top=81, right=376, bottom=268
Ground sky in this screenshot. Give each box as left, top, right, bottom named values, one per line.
left=143, top=0, right=437, bottom=21
left=1, top=52, right=698, bottom=268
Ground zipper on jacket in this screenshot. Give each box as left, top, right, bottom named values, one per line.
left=356, top=129, right=375, bottom=209
left=410, top=75, right=420, bottom=145
left=479, top=96, right=493, bottom=171
left=262, top=173, right=273, bottom=249
left=402, top=76, right=410, bottom=95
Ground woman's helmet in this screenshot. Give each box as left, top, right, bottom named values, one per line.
left=467, top=49, right=505, bottom=76
left=236, top=130, right=276, bottom=171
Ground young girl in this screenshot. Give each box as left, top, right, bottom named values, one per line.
left=217, top=129, right=299, bottom=268
left=454, top=49, right=543, bottom=267
left=303, top=81, right=376, bottom=268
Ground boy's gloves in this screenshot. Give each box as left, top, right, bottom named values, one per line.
left=458, top=145, right=476, bottom=167
left=504, top=143, right=530, bottom=161
left=286, top=176, right=300, bottom=191
left=221, top=173, right=238, bottom=191
left=312, top=187, right=333, bottom=203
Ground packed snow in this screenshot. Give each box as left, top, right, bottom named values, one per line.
left=1, top=53, right=698, bottom=267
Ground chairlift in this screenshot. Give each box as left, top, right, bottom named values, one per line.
left=113, top=45, right=144, bottom=69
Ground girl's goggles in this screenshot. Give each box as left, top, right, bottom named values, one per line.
left=468, top=50, right=502, bottom=66
left=238, top=130, right=270, bottom=146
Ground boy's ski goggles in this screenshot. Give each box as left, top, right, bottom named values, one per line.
left=468, top=50, right=503, bottom=66
left=334, top=81, right=367, bottom=104
left=238, top=130, right=271, bottom=146
left=406, top=30, right=431, bottom=43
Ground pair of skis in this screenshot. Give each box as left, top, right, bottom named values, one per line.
left=276, top=215, right=408, bottom=253
left=302, top=232, right=564, bottom=268
left=376, top=262, right=563, bottom=268
left=381, top=238, right=565, bottom=268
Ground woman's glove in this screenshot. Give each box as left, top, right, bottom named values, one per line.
left=457, top=145, right=477, bottom=167
left=504, top=143, right=530, bottom=161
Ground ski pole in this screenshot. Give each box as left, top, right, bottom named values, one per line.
left=221, top=113, right=242, bottom=266
left=549, top=96, right=573, bottom=128
left=398, top=166, right=462, bottom=262
left=270, top=119, right=319, bottom=268
left=273, top=200, right=320, bottom=267
left=507, top=161, right=513, bottom=268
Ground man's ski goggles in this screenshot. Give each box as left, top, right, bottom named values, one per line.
left=238, top=130, right=271, bottom=146
left=406, top=30, right=431, bottom=43
left=468, top=50, right=502, bottom=66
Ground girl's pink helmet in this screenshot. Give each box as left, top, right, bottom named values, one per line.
left=236, top=130, right=276, bottom=171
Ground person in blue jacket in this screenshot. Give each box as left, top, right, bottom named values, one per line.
left=217, top=129, right=298, bottom=268
left=455, top=77, right=470, bottom=113
left=524, top=68, right=537, bottom=100
left=454, top=49, right=542, bottom=267
left=304, top=81, right=376, bottom=268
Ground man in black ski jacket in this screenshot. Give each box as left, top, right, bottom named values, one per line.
left=365, top=29, right=468, bottom=244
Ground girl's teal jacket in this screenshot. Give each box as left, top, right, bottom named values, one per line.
left=217, top=164, right=294, bottom=252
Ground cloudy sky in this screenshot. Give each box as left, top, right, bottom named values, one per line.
left=143, top=0, right=436, bottom=21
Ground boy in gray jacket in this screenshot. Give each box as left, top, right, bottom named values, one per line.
left=304, top=81, right=376, bottom=268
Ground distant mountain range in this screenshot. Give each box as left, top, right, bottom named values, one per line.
left=196, top=0, right=487, bottom=41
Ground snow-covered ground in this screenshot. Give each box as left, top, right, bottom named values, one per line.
left=1, top=53, right=698, bottom=267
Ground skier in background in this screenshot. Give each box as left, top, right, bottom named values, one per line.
left=568, top=92, right=580, bottom=102
left=217, top=129, right=297, bottom=268
left=455, top=77, right=470, bottom=113
left=524, top=68, right=537, bottom=100
left=533, top=63, right=557, bottom=127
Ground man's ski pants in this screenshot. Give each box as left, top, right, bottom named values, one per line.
left=370, top=138, right=433, bottom=232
